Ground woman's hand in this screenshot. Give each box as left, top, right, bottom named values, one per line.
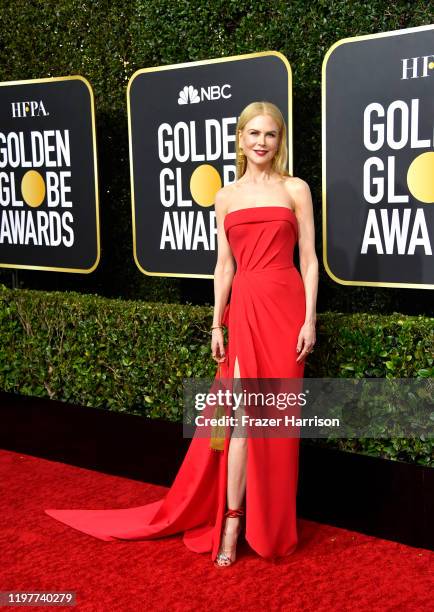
left=296, top=321, right=316, bottom=363
left=211, top=328, right=226, bottom=363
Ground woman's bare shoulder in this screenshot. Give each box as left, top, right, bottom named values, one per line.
left=283, top=176, right=311, bottom=196
left=282, top=175, right=308, bottom=186
left=214, top=183, right=239, bottom=213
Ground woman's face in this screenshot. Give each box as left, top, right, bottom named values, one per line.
left=239, top=114, right=280, bottom=167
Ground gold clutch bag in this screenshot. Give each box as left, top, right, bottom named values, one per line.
left=210, top=362, right=227, bottom=452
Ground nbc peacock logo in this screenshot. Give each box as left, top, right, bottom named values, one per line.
left=178, top=85, right=200, bottom=105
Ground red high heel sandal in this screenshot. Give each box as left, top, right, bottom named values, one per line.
left=214, top=507, right=245, bottom=568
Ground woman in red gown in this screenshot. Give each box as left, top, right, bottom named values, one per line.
left=45, top=101, right=319, bottom=568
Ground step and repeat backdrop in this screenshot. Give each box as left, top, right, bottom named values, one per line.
left=323, top=24, right=433, bottom=289
left=0, top=24, right=432, bottom=288
left=0, top=76, right=100, bottom=273
left=127, top=51, right=292, bottom=278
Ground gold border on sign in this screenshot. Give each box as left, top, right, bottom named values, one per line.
left=322, top=23, right=434, bottom=290
left=0, top=74, right=101, bottom=274
left=126, top=50, right=293, bottom=278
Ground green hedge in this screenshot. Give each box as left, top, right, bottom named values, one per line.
left=1, top=285, right=432, bottom=466
left=0, top=1, right=432, bottom=316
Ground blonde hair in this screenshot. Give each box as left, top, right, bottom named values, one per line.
left=235, top=101, right=291, bottom=180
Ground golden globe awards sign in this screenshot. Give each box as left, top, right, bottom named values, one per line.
left=323, top=25, right=434, bottom=289
left=0, top=76, right=100, bottom=273
left=127, top=51, right=292, bottom=278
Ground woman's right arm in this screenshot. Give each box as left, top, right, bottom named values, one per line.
left=211, top=189, right=235, bottom=362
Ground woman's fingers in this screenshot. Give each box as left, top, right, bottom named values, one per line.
left=298, top=347, right=315, bottom=362
left=296, top=336, right=316, bottom=363
left=211, top=336, right=226, bottom=362
left=217, top=339, right=226, bottom=361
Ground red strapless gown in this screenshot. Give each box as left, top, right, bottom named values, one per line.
left=45, top=206, right=306, bottom=560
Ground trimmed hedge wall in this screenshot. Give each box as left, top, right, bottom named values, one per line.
left=1, top=285, right=432, bottom=466
left=0, top=1, right=432, bottom=316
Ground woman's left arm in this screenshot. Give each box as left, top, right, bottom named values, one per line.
left=286, top=178, right=319, bottom=363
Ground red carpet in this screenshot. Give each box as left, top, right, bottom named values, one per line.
left=1, top=449, right=432, bottom=611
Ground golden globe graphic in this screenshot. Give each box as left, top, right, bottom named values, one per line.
left=127, top=51, right=292, bottom=278
left=0, top=76, right=100, bottom=273
left=21, top=170, right=46, bottom=208
left=323, top=24, right=434, bottom=289
left=406, top=151, right=434, bottom=204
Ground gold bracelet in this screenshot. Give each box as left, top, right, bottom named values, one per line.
left=211, top=325, right=223, bottom=331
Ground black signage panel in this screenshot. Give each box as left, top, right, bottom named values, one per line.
left=127, top=51, right=292, bottom=278
left=0, top=76, right=100, bottom=273
left=323, top=25, right=434, bottom=289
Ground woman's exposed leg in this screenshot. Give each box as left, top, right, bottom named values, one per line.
left=227, top=355, right=247, bottom=508
left=215, top=355, right=247, bottom=566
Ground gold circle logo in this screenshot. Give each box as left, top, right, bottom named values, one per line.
left=21, top=170, right=46, bottom=207
left=407, top=152, right=434, bottom=204
left=190, top=164, right=222, bottom=207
